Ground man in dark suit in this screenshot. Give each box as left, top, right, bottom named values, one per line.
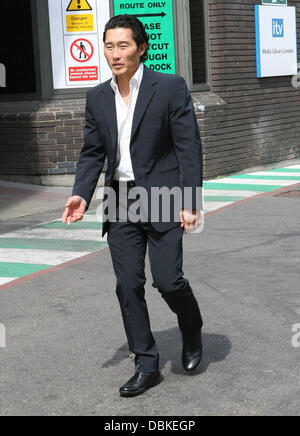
left=62, top=15, right=203, bottom=397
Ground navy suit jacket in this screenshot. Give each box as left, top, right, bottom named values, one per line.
left=72, top=66, right=203, bottom=237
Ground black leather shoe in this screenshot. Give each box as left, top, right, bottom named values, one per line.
left=182, top=329, right=203, bottom=371
left=119, top=371, right=161, bottom=397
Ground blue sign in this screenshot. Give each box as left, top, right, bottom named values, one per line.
left=272, top=18, right=284, bottom=37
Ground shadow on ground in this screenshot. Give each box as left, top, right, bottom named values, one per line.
left=102, top=328, right=231, bottom=376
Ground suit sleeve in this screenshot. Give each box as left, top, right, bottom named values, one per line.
left=72, top=89, right=107, bottom=211
left=169, top=76, right=203, bottom=211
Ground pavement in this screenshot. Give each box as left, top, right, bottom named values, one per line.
left=0, top=165, right=300, bottom=416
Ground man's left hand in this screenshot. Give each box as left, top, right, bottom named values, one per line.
left=180, top=209, right=202, bottom=234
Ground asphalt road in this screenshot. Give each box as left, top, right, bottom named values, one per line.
left=0, top=186, right=300, bottom=416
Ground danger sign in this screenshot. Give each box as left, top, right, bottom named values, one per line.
left=70, top=38, right=94, bottom=62
left=67, top=0, right=92, bottom=11
left=49, top=0, right=111, bottom=89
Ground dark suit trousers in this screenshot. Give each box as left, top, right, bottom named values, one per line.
left=107, top=189, right=203, bottom=373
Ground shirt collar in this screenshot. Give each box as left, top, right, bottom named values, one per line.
left=110, top=63, right=144, bottom=93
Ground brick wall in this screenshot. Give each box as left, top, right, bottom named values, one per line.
left=203, top=0, right=300, bottom=178
left=0, top=100, right=85, bottom=180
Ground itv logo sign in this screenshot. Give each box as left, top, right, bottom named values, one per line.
left=272, top=19, right=284, bottom=38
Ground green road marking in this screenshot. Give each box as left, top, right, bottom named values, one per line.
left=204, top=182, right=282, bottom=192
left=268, top=168, right=300, bottom=173
left=0, top=238, right=107, bottom=252
left=204, top=196, right=246, bottom=202
left=0, top=262, right=53, bottom=278
left=228, top=175, right=300, bottom=181
left=38, top=221, right=103, bottom=230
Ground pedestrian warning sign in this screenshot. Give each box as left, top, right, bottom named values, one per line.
left=70, top=38, right=94, bottom=62
left=67, top=0, right=92, bottom=12
left=64, top=33, right=100, bottom=86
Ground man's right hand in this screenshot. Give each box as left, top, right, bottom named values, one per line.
left=62, top=196, right=86, bottom=226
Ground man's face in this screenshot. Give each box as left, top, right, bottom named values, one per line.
left=104, top=27, right=146, bottom=78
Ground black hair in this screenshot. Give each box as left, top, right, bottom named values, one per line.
left=103, top=15, right=149, bottom=63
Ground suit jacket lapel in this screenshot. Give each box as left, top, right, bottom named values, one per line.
left=99, top=67, right=157, bottom=150
left=131, top=67, right=158, bottom=142
left=100, top=83, right=118, bottom=151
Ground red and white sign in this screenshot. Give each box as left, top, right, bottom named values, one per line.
left=64, top=34, right=100, bottom=86
left=69, top=66, right=98, bottom=81
left=70, top=38, right=94, bottom=63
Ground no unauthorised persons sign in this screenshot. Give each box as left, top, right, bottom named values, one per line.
left=64, top=33, right=100, bottom=85
left=70, top=38, right=94, bottom=62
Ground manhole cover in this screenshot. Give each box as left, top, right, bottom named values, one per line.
left=274, top=190, right=300, bottom=198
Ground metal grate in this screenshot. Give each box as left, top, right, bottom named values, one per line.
left=274, top=190, right=300, bottom=199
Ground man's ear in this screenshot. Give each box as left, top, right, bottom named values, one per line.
left=139, top=43, right=147, bottom=57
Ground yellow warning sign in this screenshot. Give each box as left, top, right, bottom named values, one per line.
left=66, top=14, right=94, bottom=32
left=66, top=0, right=92, bottom=12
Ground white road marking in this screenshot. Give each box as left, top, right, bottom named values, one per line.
left=0, top=229, right=107, bottom=242
left=0, top=277, right=16, bottom=285
left=282, top=165, right=300, bottom=169
left=51, top=215, right=101, bottom=223
left=210, top=179, right=294, bottom=186
left=204, top=202, right=234, bottom=212
left=203, top=190, right=256, bottom=197
left=0, top=249, right=90, bottom=266
left=245, top=171, right=300, bottom=177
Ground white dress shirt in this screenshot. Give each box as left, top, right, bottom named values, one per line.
left=110, top=62, right=144, bottom=182
left=77, top=63, right=144, bottom=206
